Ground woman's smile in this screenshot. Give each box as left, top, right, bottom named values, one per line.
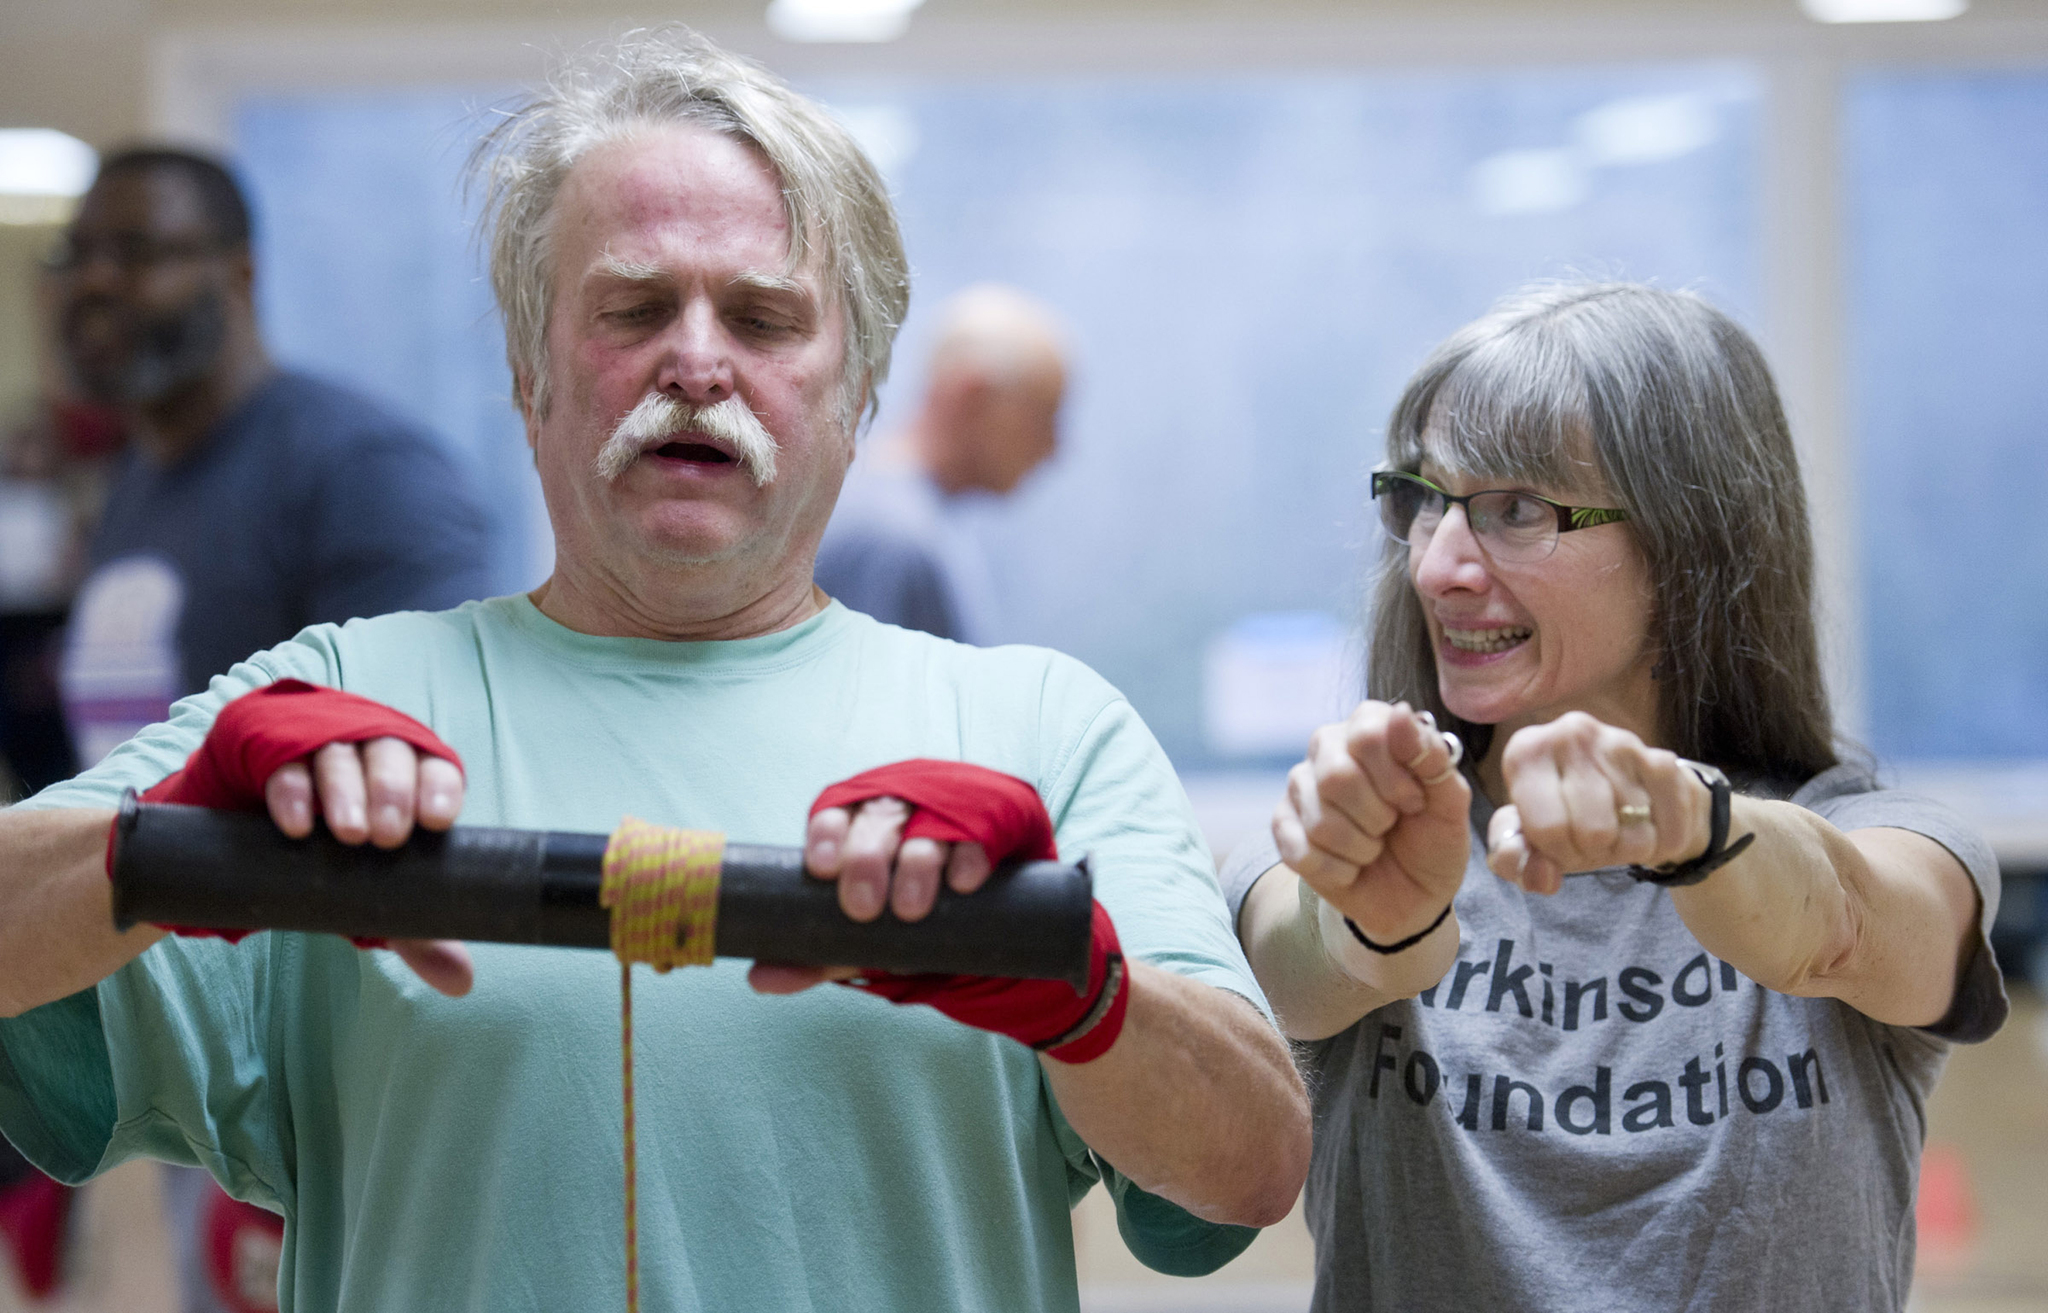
left=1438, top=623, right=1533, bottom=658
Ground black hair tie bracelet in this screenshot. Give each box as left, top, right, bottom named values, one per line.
left=1345, top=900, right=1455, bottom=955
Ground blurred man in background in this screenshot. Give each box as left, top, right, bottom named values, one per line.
left=51, top=147, right=494, bottom=766
left=815, top=283, right=1064, bottom=642
left=28, top=146, right=495, bottom=1313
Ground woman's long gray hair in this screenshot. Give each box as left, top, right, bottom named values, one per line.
left=1367, top=282, right=1838, bottom=788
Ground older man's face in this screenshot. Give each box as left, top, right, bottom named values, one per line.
left=529, top=125, right=851, bottom=591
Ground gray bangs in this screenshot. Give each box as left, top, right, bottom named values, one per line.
left=469, top=26, right=909, bottom=426
left=1383, top=297, right=1602, bottom=496
left=1404, top=340, right=1593, bottom=493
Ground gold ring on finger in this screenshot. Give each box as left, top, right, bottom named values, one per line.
left=1618, top=803, right=1653, bottom=825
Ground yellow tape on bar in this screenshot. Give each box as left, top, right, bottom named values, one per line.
left=600, top=816, right=724, bottom=970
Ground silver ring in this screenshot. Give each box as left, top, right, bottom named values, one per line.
left=1419, top=731, right=1464, bottom=786
left=1618, top=803, right=1653, bottom=825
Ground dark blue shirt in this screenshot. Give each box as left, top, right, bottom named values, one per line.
left=79, top=369, right=493, bottom=699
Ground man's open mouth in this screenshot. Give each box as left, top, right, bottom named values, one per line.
left=650, top=440, right=735, bottom=465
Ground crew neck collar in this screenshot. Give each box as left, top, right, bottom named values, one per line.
left=496, top=592, right=855, bottom=675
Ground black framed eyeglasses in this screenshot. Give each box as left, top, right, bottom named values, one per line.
left=1371, top=469, right=1628, bottom=562
left=41, top=233, right=237, bottom=276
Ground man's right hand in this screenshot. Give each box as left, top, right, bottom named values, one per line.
left=3, top=689, right=474, bottom=1020
left=1270, top=700, right=1470, bottom=947
left=263, top=738, right=464, bottom=849
left=260, top=738, right=474, bottom=997
left=139, top=680, right=476, bottom=998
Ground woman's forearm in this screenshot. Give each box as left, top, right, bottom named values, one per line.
left=0, top=808, right=164, bottom=1018
left=1667, top=799, right=1978, bottom=1027
left=1238, top=865, right=1458, bottom=1042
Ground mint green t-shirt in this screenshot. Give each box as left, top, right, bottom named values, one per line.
left=0, top=597, right=1268, bottom=1312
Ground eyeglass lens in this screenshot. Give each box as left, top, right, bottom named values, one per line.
left=1378, top=475, right=1560, bottom=562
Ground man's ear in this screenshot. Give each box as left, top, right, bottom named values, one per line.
left=845, top=373, right=872, bottom=457
left=514, top=371, right=544, bottom=462
left=216, top=247, right=261, bottom=337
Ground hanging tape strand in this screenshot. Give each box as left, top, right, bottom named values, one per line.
left=600, top=818, right=726, bottom=1313
left=617, top=963, right=637, bottom=1313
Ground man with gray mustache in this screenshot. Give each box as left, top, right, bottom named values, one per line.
left=594, top=392, right=778, bottom=487
left=0, top=26, right=1308, bottom=1313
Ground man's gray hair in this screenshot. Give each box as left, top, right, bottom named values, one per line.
left=1368, top=282, right=1840, bottom=789
left=471, top=27, right=910, bottom=423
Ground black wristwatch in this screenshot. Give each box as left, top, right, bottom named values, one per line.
left=1627, top=760, right=1755, bottom=888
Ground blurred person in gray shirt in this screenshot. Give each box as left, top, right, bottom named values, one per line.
left=815, top=284, right=1063, bottom=643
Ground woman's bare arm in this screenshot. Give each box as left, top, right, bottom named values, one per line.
left=1233, top=701, right=1472, bottom=1042
left=1487, top=713, right=1982, bottom=1029
left=1236, top=863, right=1459, bottom=1041
left=1667, top=808, right=1978, bottom=1027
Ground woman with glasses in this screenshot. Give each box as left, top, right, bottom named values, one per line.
left=1223, top=282, right=2003, bottom=1311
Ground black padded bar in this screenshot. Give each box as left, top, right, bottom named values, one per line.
left=109, top=797, right=1094, bottom=989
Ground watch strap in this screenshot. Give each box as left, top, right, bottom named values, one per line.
left=1628, top=761, right=1755, bottom=888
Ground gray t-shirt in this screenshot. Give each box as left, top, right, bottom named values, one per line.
left=816, top=464, right=982, bottom=643
left=1219, top=765, right=2006, bottom=1312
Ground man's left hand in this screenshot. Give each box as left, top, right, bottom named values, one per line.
left=811, top=794, right=995, bottom=923
left=750, top=797, right=991, bottom=993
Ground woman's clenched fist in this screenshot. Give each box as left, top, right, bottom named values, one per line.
left=1272, top=700, right=1470, bottom=946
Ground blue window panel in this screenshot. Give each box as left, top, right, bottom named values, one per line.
left=835, top=66, right=1758, bottom=765
left=235, top=87, right=543, bottom=596
left=232, top=63, right=1758, bottom=766
left=1846, top=71, right=2048, bottom=760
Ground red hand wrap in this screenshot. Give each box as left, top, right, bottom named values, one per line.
left=811, top=758, right=1057, bottom=863
left=141, top=679, right=459, bottom=810
left=203, top=1185, right=285, bottom=1313
left=0, top=1172, right=70, bottom=1299
left=124, top=679, right=463, bottom=947
left=811, top=760, right=1130, bottom=1064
